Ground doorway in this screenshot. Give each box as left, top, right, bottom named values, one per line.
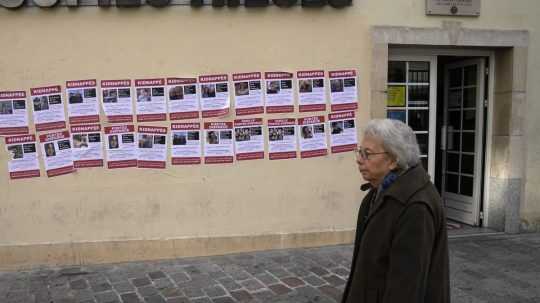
left=388, top=50, right=493, bottom=228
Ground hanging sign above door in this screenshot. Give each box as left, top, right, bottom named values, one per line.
left=426, top=0, right=480, bottom=16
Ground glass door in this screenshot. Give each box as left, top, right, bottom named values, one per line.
left=442, top=59, right=485, bottom=226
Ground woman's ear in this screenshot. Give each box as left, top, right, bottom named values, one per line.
left=389, top=157, right=398, bottom=171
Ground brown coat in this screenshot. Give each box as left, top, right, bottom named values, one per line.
left=342, top=165, right=450, bottom=303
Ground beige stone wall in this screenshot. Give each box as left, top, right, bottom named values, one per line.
left=0, top=1, right=539, bottom=268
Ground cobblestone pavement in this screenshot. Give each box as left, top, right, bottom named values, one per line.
left=1, top=233, right=539, bottom=303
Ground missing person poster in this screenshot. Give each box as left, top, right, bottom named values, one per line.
left=234, top=118, right=264, bottom=161
left=297, top=70, right=326, bottom=112
left=199, top=74, right=230, bottom=118
left=137, top=126, right=167, bottom=169
left=265, top=72, right=294, bottom=113
left=171, top=122, right=201, bottom=165
left=233, top=72, right=264, bottom=116
left=135, top=78, right=167, bottom=122
left=329, top=70, right=358, bottom=111
left=40, top=131, right=75, bottom=177
left=0, top=91, right=29, bottom=136
left=329, top=111, right=358, bottom=153
left=101, top=79, right=134, bottom=123
left=104, top=124, right=137, bottom=169
left=66, top=79, right=100, bottom=124
left=70, top=124, right=103, bottom=168
left=167, top=77, right=200, bottom=120
left=31, top=85, right=66, bottom=131
left=5, top=134, right=40, bottom=179
left=298, top=116, right=328, bottom=158
left=267, top=118, right=297, bottom=160
left=204, top=122, right=233, bottom=164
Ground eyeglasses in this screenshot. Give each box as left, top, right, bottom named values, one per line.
left=356, top=147, right=388, bottom=160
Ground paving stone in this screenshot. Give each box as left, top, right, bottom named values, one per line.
left=144, top=294, right=167, bottom=303
left=318, top=285, right=342, bottom=302
left=190, top=298, right=212, bottom=303
left=254, top=272, right=279, bottom=286
left=153, top=278, right=174, bottom=290
left=309, top=267, right=329, bottom=277
left=203, top=285, right=227, bottom=298
left=330, top=267, right=350, bottom=277
left=138, top=285, right=159, bottom=297
left=166, top=297, right=190, bottom=303
left=229, top=289, right=253, bottom=302
left=74, top=289, right=95, bottom=302
left=239, top=279, right=265, bottom=292
left=268, top=283, right=292, bottom=296
left=304, top=275, right=327, bottom=287
left=120, top=292, right=142, bottom=303
left=91, top=281, right=112, bottom=292
left=266, top=267, right=291, bottom=279
left=210, top=296, right=235, bottom=303
left=322, top=275, right=346, bottom=287
left=148, top=271, right=167, bottom=280
left=250, top=290, right=274, bottom=302
left=181, top=286, right=205, bottom=298
left=94, top=290, right=120, bottom=303
left=170, top=272, right=190, bottom=284
left=112, top=281, right=135, bottom=293
left=70, top=278, right=89, bottom=290
left=160, top=287, right=183, bottom=298
left=216, top=277, right=242, bottom=291
left=281, top=277, right=305, bottom=288
left=287, top=266, right=311, bottom=278
left=133, top=278, right=152, bottom=288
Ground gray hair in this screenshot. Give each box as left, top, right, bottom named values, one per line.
left=364, top=119, right=421, bottom=171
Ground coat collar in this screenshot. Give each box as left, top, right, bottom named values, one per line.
left=381, top=165, right=430, bottom=204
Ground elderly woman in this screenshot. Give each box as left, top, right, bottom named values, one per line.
left=342, top=119, right=450, bottom=303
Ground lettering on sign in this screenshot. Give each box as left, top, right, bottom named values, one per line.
left=426, top=0, right=480, bottom=16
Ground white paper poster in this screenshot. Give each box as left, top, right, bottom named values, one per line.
left=233, top=72, right=264, bottom=116
left=104, top=124, right=137, bottom=169
left=297, top=70, right=326, bottom=112
left=31, top=85, right=67, bottom=131
left=70, top=124, right=104, bottom=168
left=167, top=77, right=200, bottom=120
left=101, top=79, right=134, bottom=123
left=329, top=70, right=358, bottom=111
left=171, top=122, right=201, bottom=165
left=135, top=78, right=167, bottom=122
left=298, top=116, right=328, bottom=158
left=199, top=74, right=230, bottom=118
left=234, top=118, right=264, bottom=161
left=137, top=125, right=167, bottom=169
left=267, top=118, right=297, bottom=160
left=66, top=79, right=100, bottom=124
left=264, top=72, right=294, bottom=113
left=0, top=90, right=29, bottom=136
left=329, top=111, right=358, bottom=153
left=204, top=122, right=233, bottom=164
left=5, top=134, right=40, bottom=179
left=40, top=131, right=75, bottom=177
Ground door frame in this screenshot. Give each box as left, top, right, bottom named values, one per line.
left=388, top=47, right=495, bottom=226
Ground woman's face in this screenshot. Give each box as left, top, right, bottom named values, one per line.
left=356, top=135, right=397, bottom=187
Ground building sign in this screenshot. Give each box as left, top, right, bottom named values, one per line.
left=426, top=0, right=480, bottom=16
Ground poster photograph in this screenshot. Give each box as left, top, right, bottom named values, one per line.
left=104, top=124, right=137, bottom=169
left=297, top=70, right=326, bottom=112
left=171, top=122, right=201, bottom=165
left=0, top=90, right=29, bottom=136
left=234, top=118, right=264, bottom=161
left=30, top=85, right=66, bottom=131
left=204, top=122, right=233, bottom=164
left=329, top=111, right=358, bottom=153
left=66, top=79, right=100, bottom=124
left=4, top=134, right=40, bottom=179
left=137, top=125, right=167, bottom=169
left=233, top=72, right=264, bottom=116
left=135, top=78, right=167, bottom=122
left=298, top=115, right=328, bottom=158
left=101, top=79, right=134, bottom=123
left=329, top=70, right=358, bottom=111
left=267, top=118, right=297, bottom=160
left=70, top=124, right=103, bottom=168
left=199, top=74, right=230, bottom=118
left=39, top=130, right=75, bottom=177
left=264, top=72, right=294, bottom=113
left=167, top=77, right=200, bottom=120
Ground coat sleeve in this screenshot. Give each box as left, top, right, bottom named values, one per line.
left=382, top=203, right=435, bottom=303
